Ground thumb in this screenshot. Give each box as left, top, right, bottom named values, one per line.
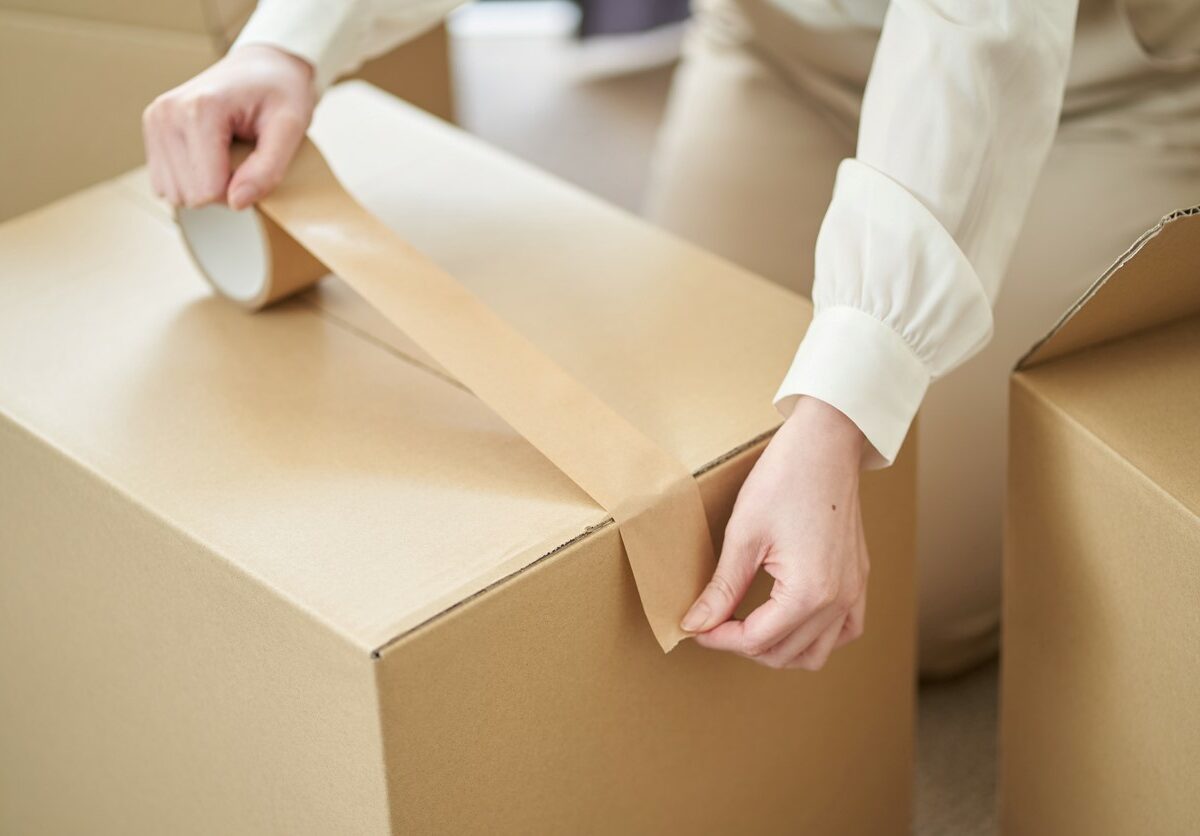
left=227, top=108, right=308, bottom=210
left=681, top=529, right=761, bottom=634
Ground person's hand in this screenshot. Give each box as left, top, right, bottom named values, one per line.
left=142, top=45, right=317, bottom=210
left=682, top=396, right=870, bottom=670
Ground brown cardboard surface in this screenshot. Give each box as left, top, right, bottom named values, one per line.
left=355, top=25, right=456, bottom=124
left=1, top=83, right=915, bottom=833
left=0, top=417, right=393, bottom=836
left=1014, top=316, right=1200, bottom=513
left=0, top=9, right=217, bottom=220
left=0, top=0, right=252, bottom=37
left=1002, top=377, right=1200, bottom=836
left=375, top=439, right=917, bottom=835
left=1001, top=208, right=1200, bottom=835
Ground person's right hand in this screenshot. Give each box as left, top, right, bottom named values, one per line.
left=142, top=45, right=317, bottom=210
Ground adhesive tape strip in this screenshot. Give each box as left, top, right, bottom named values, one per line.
left=177, top=139, right=714, bottom=651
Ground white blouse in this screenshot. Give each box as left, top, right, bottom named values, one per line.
left=235, top=0, right=1079, bottom=468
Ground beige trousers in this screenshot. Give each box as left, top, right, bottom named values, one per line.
left=645, top=0, right=1200, bottom=676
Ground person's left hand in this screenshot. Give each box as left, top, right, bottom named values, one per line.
left=681, top=395, right=870, bottom=670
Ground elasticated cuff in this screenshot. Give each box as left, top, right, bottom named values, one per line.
left=233, top=0, right=366, bottom=91
left=774, top=305, right=929, bottom=469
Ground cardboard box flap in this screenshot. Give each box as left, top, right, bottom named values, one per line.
left=0, top=84, right=810, bottom=654
left=1018, top=206, right=1200, bottom=370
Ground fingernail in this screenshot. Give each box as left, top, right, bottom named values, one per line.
left=228, top=184, right=256, bottom=210
left=681, top=600, right=710, bottom=633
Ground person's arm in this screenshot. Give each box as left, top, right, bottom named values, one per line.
left=234, top=0, right=465, bottom=91
left=776, top=0, right=1079, bottom=468
left=143, top=0, right=465, bottom=208
left=683, top=0, right=1079, bottom=670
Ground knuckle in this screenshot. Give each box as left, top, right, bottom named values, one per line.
left=705, top=573, right=737, bottom=607
left=183, top=91, right=219, bottom=117
left=259, top=166, right=286, bottom=192
left=743, top=640, right=770, bottom=659
left=836, top=585, right=858, bottom=611
left=272, top=108, right=307, bottom=132
left=798, top=650, right=829, bottom=671
left=720, top=519, right=748, bottom=554
left=800, top=577, right=838, bottom=611
left=741, top=630, right=774, bottom=659
left=157, top=92, right=184, bottom=117
left=144, top=96, right=176, bottom=128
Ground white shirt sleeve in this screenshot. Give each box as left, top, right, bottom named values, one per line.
left=234, top=0, right=468, bottom=91
left=774, top=0, right=1079, bottom=468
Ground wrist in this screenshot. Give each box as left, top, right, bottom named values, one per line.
left=784, top=396, right=867, bottom=459
left=232, top=44, right=316, bottom=83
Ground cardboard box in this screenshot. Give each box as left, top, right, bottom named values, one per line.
left=0, top=3, right=453, bottom=222
left=0, top=0, right=252, bottom=34
left=0, top=83, right=916, bottom=835
left=1000, top=208, right=1200, bottom=835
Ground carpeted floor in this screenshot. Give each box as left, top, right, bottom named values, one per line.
left=916, top=662, right=999, bottom=836
left=449, top=8, right=1000, bottom=833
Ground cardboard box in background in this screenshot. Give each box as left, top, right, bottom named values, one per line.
left=1000, top=208, right=1200, bottom=835
left=0, top=2, right=454, bottom=222
left=0, top=82, right=916, bottom=835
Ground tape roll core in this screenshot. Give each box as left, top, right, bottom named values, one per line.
left=178, top=203, right=328, bottom=310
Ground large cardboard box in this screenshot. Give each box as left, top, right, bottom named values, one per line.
left=0, top=2, right=453, bottom=222
left=1000, top=208, right=1200, bottom=835
left=0, top=83, right=916, bottom=835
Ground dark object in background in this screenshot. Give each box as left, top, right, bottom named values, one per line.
left=573, top=0, right=689, bottom=36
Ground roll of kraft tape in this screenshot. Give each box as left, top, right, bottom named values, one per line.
left=177, top=139, right=714, bottom=652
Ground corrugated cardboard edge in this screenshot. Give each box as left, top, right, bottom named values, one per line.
left=1018, top=205, right=1200, bottom=370
left=367, top=430, right=777, bottom=659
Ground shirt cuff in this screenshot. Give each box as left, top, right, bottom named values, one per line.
left=233, top=0, right=368, bottom=91
left=774, top=305, right=929, bottom=469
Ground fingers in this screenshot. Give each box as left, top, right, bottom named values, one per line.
left=680, top=530, right=763, bottom=635
left=763, top=585, right=865, bottom=671
left=143, top=92, right=232, bottom=208
left=788, top=614, right=847, bottom=671
left=832, top=586, right=867, bottom=651
left=181, top=101, right=233, bottom=206
left=693, top=581, right=837, bottom=654
left=693, top=544, right=869, bottom=670
left=226, top=107, right=307, bottom=210
left=142, top=104, right=181, bottom=205
left=699, top=599, right=842, bottom=666
left=141, top=46, right=316, bottom=210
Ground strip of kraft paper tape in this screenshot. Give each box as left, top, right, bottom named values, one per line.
left=176, top=139, right=714, bottom=652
